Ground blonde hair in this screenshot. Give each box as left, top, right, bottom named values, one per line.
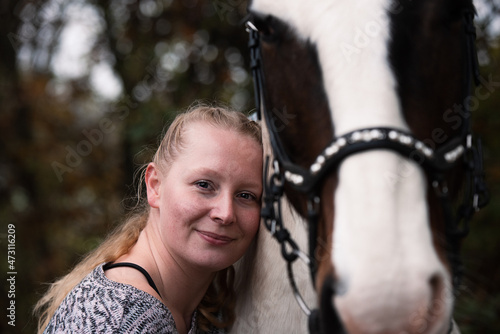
left=34, top=103, right=262, bottom=333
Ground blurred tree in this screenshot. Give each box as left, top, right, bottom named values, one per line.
left=1, top=0, right=252, bottom=332
left=0, top=0, right=498, bottom=333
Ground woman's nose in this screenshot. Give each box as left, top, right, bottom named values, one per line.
left=210, top=192, right=235, bottom=225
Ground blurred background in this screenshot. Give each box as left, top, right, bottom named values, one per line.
left=0, top=0, right=498, bottom=333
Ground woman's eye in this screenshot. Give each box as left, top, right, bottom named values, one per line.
left=195, top=181, right=212, bottom=190
left=238, top=192, right=257, bottom=201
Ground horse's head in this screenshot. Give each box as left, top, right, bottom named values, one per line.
left=248, top=0, right=487, bottom=333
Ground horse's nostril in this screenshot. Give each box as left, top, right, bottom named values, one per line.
left=429, top=274, right=442, bottom=296
left=427, top=273, right=448, bottom=321
left=335, top=278, right=348, bottom=296
left=405, top=273, right=450, bottom=334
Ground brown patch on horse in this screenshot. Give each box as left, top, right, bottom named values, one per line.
left=314, top=175, right=337, bottom=291
left=256, top=14, right=333, bottom=215
left=389, top=0, right=471, bottom=276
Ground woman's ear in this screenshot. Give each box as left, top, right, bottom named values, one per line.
left=145, top=163, right=161, bottom=208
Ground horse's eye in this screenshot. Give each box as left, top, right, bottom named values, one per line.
left=251, top=14, right=281, bottom=42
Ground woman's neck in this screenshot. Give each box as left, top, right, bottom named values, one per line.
left=117, top=221, right=215, bottom=333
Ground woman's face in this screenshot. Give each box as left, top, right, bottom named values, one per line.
left=147, top=122, right=263, bottom=273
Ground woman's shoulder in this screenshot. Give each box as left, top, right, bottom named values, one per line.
left=73, top=264, right=167, bottom=310
left=44, top=264, right=174, bottom=333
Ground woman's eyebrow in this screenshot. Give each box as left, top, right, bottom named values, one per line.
left=189, top=167, right=223, bottom=178
left=190, top=167, right=262, bottom=190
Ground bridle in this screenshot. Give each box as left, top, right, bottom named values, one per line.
left=246, top=7, right=489, bottom=334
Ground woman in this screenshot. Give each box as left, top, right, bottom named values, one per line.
left=35, top=104, right=263, bottom=334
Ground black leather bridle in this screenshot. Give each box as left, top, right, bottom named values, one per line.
left=246, top=8, right=489, bottom=334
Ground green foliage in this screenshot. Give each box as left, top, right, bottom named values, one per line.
left=1, top=1, right=252, bottom=332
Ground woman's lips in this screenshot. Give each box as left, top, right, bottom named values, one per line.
left=197, top=230, right=235, bottom=246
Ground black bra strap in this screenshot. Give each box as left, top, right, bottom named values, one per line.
left=103, top=262, right=161, bottom=298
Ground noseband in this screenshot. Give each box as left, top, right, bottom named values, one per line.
left=246, top=8, right=488, bottom=334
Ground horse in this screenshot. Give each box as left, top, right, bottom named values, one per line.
left=232, top=0, right=489, bottom=333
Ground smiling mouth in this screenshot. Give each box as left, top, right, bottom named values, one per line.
left=197, top=230, right=235, bottom=245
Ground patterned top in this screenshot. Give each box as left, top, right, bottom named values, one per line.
left=44, top=264, right=225, bottom=334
